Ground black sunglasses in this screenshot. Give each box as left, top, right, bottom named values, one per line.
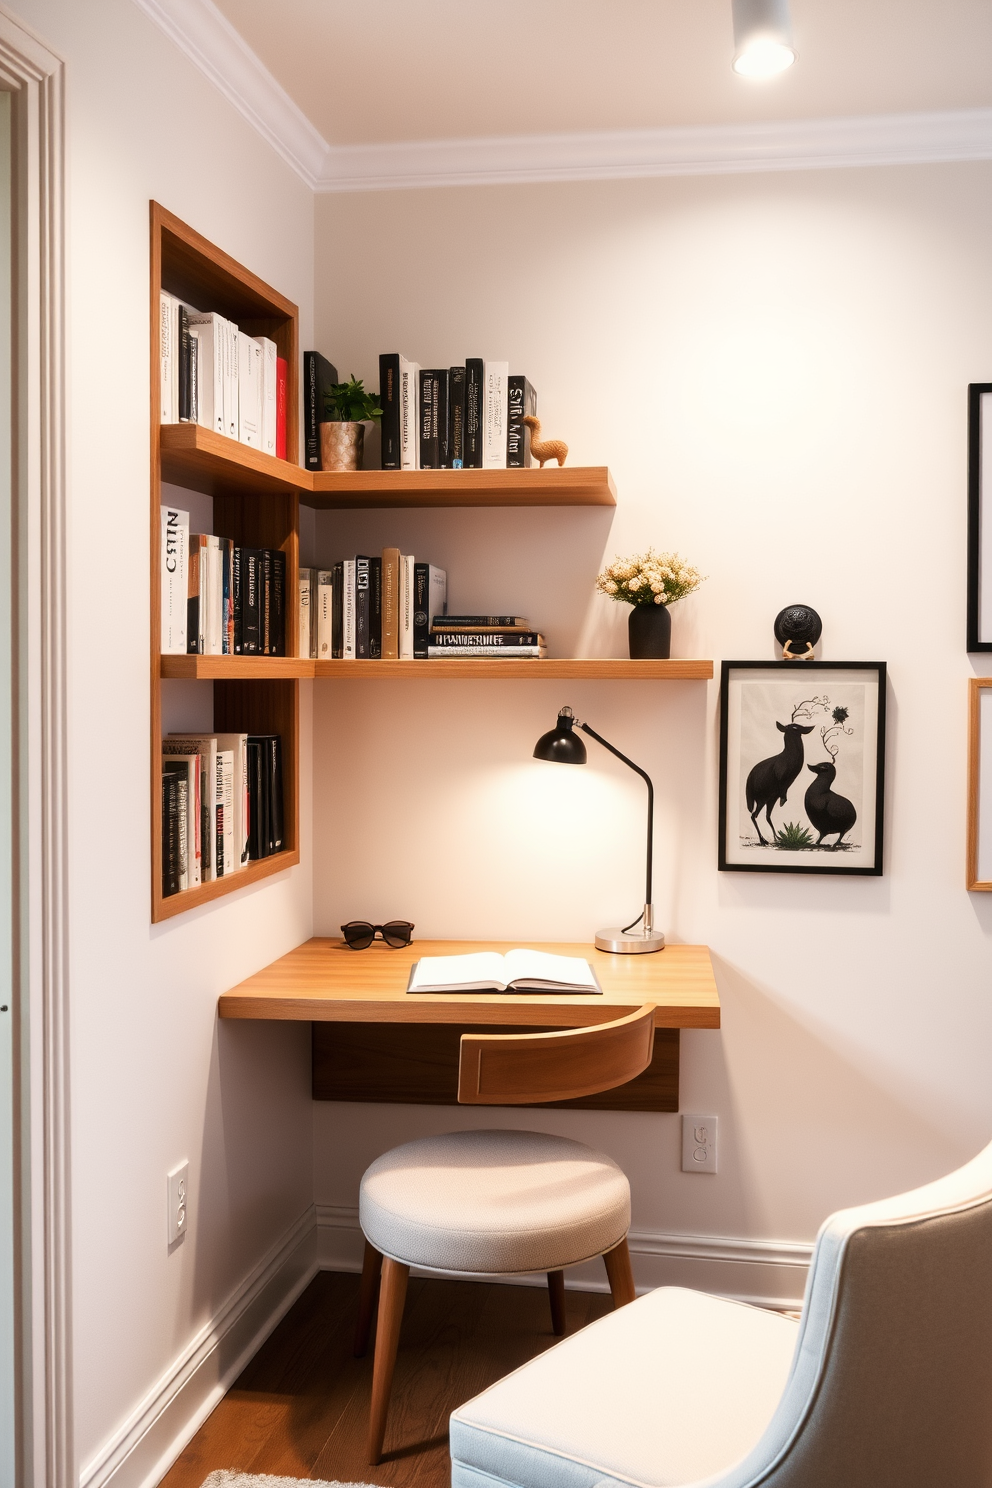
left=340, top=920, right=414, bottom=950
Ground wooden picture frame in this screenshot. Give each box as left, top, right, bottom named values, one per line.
left=967, top=677, right=992, bottom=890
left=967, top=383, right=992, bottom=651
left=718, top=661, right=886, bottom=875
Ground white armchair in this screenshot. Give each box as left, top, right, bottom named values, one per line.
left=451, top=1138, right=992, bottom=1488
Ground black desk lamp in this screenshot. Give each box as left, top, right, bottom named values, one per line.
left=533, top=706, right=665, bottom=954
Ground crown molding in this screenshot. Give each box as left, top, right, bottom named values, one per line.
left=132, top=0, right=330, bottom=187
left=131, top=0, right=992, bottom=194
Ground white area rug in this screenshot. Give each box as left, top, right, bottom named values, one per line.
left=201, top=1475, right=380, bottom=1488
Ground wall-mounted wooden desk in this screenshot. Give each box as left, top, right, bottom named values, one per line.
left=218, top=939, right=720, bottom=1113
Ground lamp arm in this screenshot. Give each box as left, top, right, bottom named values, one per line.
left=578, top=722, right=654, bottom=910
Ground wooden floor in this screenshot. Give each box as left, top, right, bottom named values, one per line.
left=159, top=1270, right=613, bottom=1488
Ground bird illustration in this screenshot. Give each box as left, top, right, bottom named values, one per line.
left=804, top=761, right=857, bottom=847
left=521, top=415, right=568, bottom=468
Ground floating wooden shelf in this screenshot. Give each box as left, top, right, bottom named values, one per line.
left=161, top=654, right=315, bottom=680
left=304, top=465, right=616, bottom=509
left=314, top=658, right=713, bottom=680
left=156, top=849, right=300, bottom=922
left=160, top=423, right=308, bottom=500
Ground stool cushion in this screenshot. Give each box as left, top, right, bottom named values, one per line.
left=450, top=1286, right=801, bottom=1488
left=359, top=1128, right=630, bottom=1274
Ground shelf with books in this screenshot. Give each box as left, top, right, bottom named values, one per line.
left=160, top=423, right=309, bottom=500
left=313, top=659, right=714, bottom=680
left=303, top=466, right=616, bottom=509
left=160, top=655, right=315, bottom=680
left=155, top=848, right=300, bottom=922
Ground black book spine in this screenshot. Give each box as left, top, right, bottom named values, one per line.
left=436, top=370, right=450, bottom=468
left=162, top=774, right=180, bottom=896
left=448, top=366, right=466, bottom=468
left=507, top=376, right=537, bottom=468
left=413, top=562, right=430, bottom=659
left=188, top=331, right=198, bottom=424
left=427, top=630, right=543, bottom=647
left=261, top=549, right=273, bottom=654
left=244, top=549, right=260, bottom=655
left=178, top=306, right=191, bottom=422
left=434, top=615, right=527, bottom=627
left=369, top=557, right=382, bottom=659
left=271, top=550, right=286, bottom=656
left=379, top=354, right=401, bottom=469
left=269, top=736, right=284, bottom=854
left=186, top=543, right=200, bottom=654
left=464, top=359, right=484, bottom=468
left=246, top=740, right=263, bottom=860
left=233, top=546, right=243, bottom=655
left=331, top=561, right=344, bottom=658
left=355, top=556, right=371, bottom=658
left=419, top=370, right=439, bottom=468
left=304, top=351, right=340, bottom=470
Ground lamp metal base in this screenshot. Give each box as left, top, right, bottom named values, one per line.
left=594, top=926, right=666, bottom=955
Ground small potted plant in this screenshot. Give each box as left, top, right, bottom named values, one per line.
left=595, top=549, right=704, bottom=658
left=320, top=375, right=383, bottom=472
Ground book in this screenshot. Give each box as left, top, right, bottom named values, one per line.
left=316, top=569, right=333, bottom=658
left=269, top=550, right=286, bottom=656
left=186, top=312, right=224, bottom=433
left=203, top=536, right=223, bottom=655
left=419, top=369, right=450, bottom=469
left=169, top=732, right=248, bottom=874
left=381, top=547, right=400, bottom=660
left=343, top=559, right=356, bottom=659
left=222, top=317, right=239, bottom=439
left=160, top=505, right=188, bottom=654
left=399, top=357, right=419, bottom=470
left=161, top=770, right=184, bottom=897
left=162, top=761, right=190, bottom=893
left=427, top=631, right=545, bottom=647
left=483, top=360, right=509, bottom=469
left=243, top=548, right=261, bottom=654
left=232, top=545, right=244, bottom=653
left=222, top=537, right=234, bottom=655
left=413, top=563, right=447, bottom=658
left=447, top=365, right=466, bottom=468
left=246, top=738, right=265, bottom=860
left=369, top=556, right=382, bottom=659
left=246, top=734, right=283, bottom=856
left=331, top=561, right=344, bottom=658
left=186, top=535, right=205, bottom=653
left=216, top=750, right=234, bottom=877
left=260, top=336, right=278, bottom=457
left=355, top=556, right=371, bottom=658
left=407, top=949, right=602, bottom=995
left=188, top=333, right=199, bottom=424
left=379, top=353, right=401, bottom=469
left=507, top=376, right=537, bottom=467
left=399, top=554, right=415, bottom=660
left=164, top=754, right=201, bottom=888
left=238, top=331, right=262, bottom=447
left=298, top=569, right=313, bottom=660
left=464, top=358, right=484, bottom=468
left=178, top=305, right=191, bottom=421
left=276, top=356, right=288, bottom=459
left=164, top=735, right=217, bottom=882
left=159, top=291, right=176, bottom=423
left=261, top=550, right=272, bottom=654
left=428, top=645, right=547, bottom=657
left=304, top=351, right=339, bottom=470
left=432, top=615, right=530, bottom=629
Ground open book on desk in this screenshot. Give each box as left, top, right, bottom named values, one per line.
left=407, top=948, right=603, bottom=995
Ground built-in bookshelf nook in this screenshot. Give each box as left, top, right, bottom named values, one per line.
left=150, top=203, right=712, bottom=921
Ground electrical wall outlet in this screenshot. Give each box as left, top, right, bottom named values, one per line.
left=167, top=1161, right=189, bottom=1244
left=681, top=1115, right=718, bottom=1174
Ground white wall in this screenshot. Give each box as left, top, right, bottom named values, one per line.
left=311, top=164, right=992, bottom=1281
left=9, top=2, right=315, bottom=1483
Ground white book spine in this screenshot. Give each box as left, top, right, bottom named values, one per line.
left=187, top=313, right=224, bottom=432
left=159, top=292, right=175, bottom=423
left=205, top=538, right=223, bottom=655
left=399, top=554, right=415, bottom=659
left=399, top=357, right=419, bottom=470
left=216, top=751, right=234, bottom=877
left=160, top=505, right=188, bottom=654
left=317, top=570, right=333, bottom=659
left=223, top=318, right=238, bottom=439
left=165, top=737, right=216, bottom=881
left=429, top=565, right=448, bottom=628
left=298, top=571, right=312, bottom=660
left=259, top=336, right=278, bottom=456
left=343, top=560, right=356, bottom=660
left=483, top=360, right=509, bottom=469
left=238, top=332, right=262, bottom=447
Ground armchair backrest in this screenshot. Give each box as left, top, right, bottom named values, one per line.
left=721, top=1139, right=992, bottom=1488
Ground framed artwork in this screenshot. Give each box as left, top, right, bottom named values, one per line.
left=718, top=661, right=886, bottom=875
left=967, top=383, right=992, bottom=651
left=967, top=677, right=992, bottom=890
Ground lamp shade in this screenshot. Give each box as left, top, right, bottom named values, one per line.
left=533, top=711, right=587, bottom=765
left=732, top=0, right=796, bottom=76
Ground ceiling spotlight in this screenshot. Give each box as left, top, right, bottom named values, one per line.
left=731, top=0, right=796, bottom=78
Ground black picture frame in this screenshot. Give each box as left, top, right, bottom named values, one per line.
left=718, top=660, right=886, bottom=876
left=967, top=382, right=992, bottom=652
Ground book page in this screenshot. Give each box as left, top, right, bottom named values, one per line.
left=503, top=949, right=599, bottom=991
left=408, top=951, right=508, bottom=992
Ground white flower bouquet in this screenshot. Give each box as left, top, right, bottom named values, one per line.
left=595, top=549, right=704, bottom=608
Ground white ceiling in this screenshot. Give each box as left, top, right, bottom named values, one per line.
left=210, top=0, right=992, bottom=148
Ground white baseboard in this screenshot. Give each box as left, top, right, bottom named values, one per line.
left=80, top=1207, right=319, bottom=1488
left=315, top=1204, right=813, bottom=1311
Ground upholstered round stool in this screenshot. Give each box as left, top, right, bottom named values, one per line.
left=355, top=1127, right=636, bottom=1463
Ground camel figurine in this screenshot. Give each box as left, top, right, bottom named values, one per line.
left=522, top=415, right=568, bottom=468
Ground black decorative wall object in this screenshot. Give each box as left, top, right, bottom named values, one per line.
left=774, top=605, right=822, bottom=660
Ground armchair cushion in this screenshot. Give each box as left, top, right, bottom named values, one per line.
left=451, top=1286, right=799, bottom=1488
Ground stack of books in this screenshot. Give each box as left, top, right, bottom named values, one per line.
left=428, top=617, right=546, bottom=659
left=379, top=355, right=537, bottom=471
left=161, top=731, right=283, bottom=897
left=160, top=506, right=287, bottom=656
left=298, top=553, right=446, bottom=660
left=159, top=294, right=287, bottom=457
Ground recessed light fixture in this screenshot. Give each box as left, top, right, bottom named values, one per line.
left=732, top=0, right=796, bottom=77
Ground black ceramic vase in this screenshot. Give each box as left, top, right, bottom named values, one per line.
left=628, top=602, right=672, bottom=659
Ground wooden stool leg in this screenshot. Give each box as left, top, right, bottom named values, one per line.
left=354, top=1240, right=383, bottom=1357
left=547, top=1270, right=566, bottom=1335
left=368, top=1257, right=409, bottom=1465
left=602, top=1237, right=636, bottom=1309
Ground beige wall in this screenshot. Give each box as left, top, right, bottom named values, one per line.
left=311, top=164, right=992, bottom=1270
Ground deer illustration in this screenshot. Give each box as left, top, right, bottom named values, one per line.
left=744, top=697, right=828, bottom=845
left=521, top=415, right=568, bottom=468
left=804, top=711, right=857, bottom=847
